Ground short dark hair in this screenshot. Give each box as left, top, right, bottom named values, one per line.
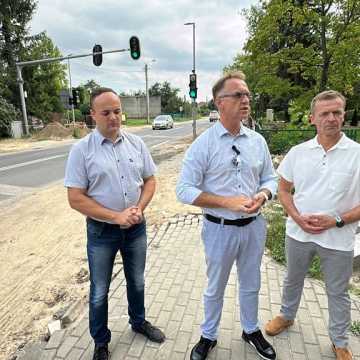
left=212, top=71, right=246, bottom=100
left=90, top=87, right=118, bottom=109
left=310, top=90, right=346, bottom=114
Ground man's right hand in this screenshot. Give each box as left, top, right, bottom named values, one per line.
left=113, top=207, right=142, bottom=227
left=224, top=195, right=255, bottom=212
left=295, top=214, right=325, bottom=234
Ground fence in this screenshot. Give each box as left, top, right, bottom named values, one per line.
left=258, top=128, right=360, bottom=154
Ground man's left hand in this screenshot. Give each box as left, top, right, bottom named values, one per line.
left=130, top=206, right=143, bottom=224
left=243, top=193, right=266, bottom=214
left=306, top=214, right=336, bottom=230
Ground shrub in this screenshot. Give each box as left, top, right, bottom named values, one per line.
left=260, top=125, right=315, bottom=154
left=0, top=96, right=20, bottom=137
left=264, top=203, right=322, bottom=279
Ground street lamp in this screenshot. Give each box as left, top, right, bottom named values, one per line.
left=145, top=59, right=156, bottom=125
left=184, top=22, right=197, bottom=139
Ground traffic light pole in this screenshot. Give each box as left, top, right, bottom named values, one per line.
left=15, top=47, right=129, bottom=136
left=185, top=22, right=196, bottom=139
left=145, top=63, right=150, bottom=125
left=67, top=57, right=75, bottom=126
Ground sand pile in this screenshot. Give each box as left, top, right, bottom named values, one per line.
left=35, top=122, right=72, bottom=140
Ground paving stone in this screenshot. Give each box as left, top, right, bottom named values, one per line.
left=56, top=336, right=79, bottom=358
left=45, top=330, right=66, bottom=350
left=40, top=215, right=360, bottom=360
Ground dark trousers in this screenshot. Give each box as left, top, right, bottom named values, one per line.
left=86, top=218, right=147, bottom=345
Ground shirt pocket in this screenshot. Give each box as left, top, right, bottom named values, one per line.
left=328, top=171, right=353, bottom=195
left=128, top=154, right=144, bottom=180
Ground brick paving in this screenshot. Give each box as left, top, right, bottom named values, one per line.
left=38, top=214, right=360, bottom=360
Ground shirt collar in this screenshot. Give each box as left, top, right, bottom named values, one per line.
left=94, top=128, right=123, bottom=145
left=214, top=120, right=249, bottom=138
left=307, top=133, right=350, bottom=150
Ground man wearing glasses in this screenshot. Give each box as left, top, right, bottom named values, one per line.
left=176, top=72, right=277, bottom=360
left=265, top=90, right=360, bottom=360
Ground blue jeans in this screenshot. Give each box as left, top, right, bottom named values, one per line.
left=86, top=218, right=147, bottom=345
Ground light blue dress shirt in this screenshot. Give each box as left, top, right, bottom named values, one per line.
left=176, top=121, right=277, bottom=219
left=64, top=129, right=156, bottom=220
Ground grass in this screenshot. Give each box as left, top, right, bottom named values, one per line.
left=350, top=321, right=360, bottom=336
left=264, top=202, right=322, bottom=279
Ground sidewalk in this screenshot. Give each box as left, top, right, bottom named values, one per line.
left=37, top=214, right=360, bottom=360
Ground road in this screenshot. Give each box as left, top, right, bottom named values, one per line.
left=0, top=118, right=211, bottom=202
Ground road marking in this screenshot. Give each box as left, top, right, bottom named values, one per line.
left=0, top=154, right=67, bottom=172
left=150, top=140, right=170, bottom=149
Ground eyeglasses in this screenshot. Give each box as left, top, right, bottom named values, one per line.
left=218, top=91, right=252, bottom=101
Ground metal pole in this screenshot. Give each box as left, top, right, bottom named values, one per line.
left=192, top=23, right=195, bottom=73
left=16, top=65, right=29, bottom=136
left=192, top=23, right=196, bottom=139
left=145, top=63, right=150, bottom=125
left=67, top=58, right=75, bottom=125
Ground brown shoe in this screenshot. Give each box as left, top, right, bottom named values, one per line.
left=265, top=315, right=294, bottom=336
left=332, top=344, right=353, bottom=360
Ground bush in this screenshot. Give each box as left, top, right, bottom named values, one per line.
left=264, top=203, right=322, bottom=279
left=0, top=96, right=20, bottom=137
left=260, top=125, right=315, bottom=154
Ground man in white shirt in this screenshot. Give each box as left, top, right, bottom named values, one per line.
left=177, top=71, right=277, bottom=360
left=265, top=90, right=360, bottom=360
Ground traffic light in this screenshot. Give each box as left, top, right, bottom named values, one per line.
left=93, top=44, right=103, bottom=66
left=189, top=73, right=197, bottom=99
left=129, top=36, right=141, bottom=60
left=72, top=89, right=80, bottom=108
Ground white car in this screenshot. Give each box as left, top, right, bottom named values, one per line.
left=152, top=115, right=174, bottom=130
left=209, top=110, right=220, bottom=122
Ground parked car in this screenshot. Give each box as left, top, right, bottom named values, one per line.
left=209, top=110, right=220, bottom=122
left=152, top=115, right=174, bottom=130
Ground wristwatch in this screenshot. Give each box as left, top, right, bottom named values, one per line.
left=335, top=215, right=345, bottom=228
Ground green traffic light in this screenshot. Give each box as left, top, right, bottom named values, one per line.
left=189, top=90, right=197, bottom=99
left=132, top=51, right=139, bottom=59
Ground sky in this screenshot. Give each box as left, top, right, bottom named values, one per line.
left=30, top=0, right=258, bottom=103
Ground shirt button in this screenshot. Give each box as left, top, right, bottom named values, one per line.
left=121, top=176, right=124, bottom=179
left=124, top=193, right=127, bottom=196
left=238, top=185, right=241, bottom=188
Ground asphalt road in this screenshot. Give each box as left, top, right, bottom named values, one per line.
left=0, top=118, right=211, bottom=197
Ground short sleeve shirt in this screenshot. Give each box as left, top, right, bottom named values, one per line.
left=277, top=134, right=360, bottom=251
left=64, top=129, right=156, bottom=222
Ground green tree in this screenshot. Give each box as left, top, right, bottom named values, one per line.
left=149, top=81, right=183, bottom=113
left=22, top=32, right=67, bottom=122
left=228, top=0, right=360, bottom=121
left=0, top=95, right=20, bottom=137
left=0, top=0, right=37, bottom=104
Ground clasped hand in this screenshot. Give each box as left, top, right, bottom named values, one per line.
left=114, top=206, right=143, bottom=228
left=296, top=214, right=335, bottom=234
left=226, top=193, right=265, bottom=214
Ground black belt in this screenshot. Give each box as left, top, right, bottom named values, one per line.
left=86, top=217, right=119, bottom=228
left=204, top=214, right=256, bottom=227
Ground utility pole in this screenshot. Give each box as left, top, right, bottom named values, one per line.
left=185, top=22, right=196, bottom=139
left=145, top=63, right=150, bottom=124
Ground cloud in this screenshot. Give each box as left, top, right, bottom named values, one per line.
left=30, top=0, right=258, bottom=101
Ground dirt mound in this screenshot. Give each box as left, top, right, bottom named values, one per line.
left=35, top=122, right=72, bottom=140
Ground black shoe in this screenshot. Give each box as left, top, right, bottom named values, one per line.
left=242, top=330, right=276, bottom=360
left=132, top=320, right=166, bottom=343
left=190, top=336, right=217, bottom=360
left=93, top=344, right=109, bottom=360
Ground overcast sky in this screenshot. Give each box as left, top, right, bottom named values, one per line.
left=30, top=0, right=257, bottom=102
